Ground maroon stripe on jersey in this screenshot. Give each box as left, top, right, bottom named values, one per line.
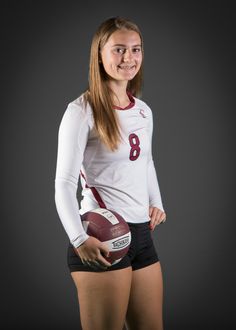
left=90, top=187, right=106, bottom=208
left=80, top=171, right=106, bottom=209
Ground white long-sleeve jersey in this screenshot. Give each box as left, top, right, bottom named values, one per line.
left=54, top=93, right=165, bottom=248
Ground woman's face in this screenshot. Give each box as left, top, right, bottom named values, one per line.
left=100, top=29, right=143, bottom=83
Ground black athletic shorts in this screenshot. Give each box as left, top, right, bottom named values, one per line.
left=67, top=221, right=159, bottom=272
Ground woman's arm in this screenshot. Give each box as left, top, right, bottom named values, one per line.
left=147, top=109, right=165, bottom=211
left=54, top=102, right=90, bottom=248
left=147, top=107, right=166, bottom=228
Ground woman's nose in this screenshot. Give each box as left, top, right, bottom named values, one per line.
left=123, top=49, right=133, bottom=62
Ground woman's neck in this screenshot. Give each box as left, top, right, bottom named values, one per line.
left=109, top=80, right=130, bottom=108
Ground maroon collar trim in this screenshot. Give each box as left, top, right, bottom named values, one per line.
left=113, top=92, right=135, bottom=110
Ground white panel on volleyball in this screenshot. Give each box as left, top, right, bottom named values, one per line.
left=103, top=231, right=131, bottom=265
left=103, top=232, right=131, bottom=251
left=91, top=208, right=120, bottom=225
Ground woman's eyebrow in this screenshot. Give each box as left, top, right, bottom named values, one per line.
left=112, top=44, right=141, bottom=47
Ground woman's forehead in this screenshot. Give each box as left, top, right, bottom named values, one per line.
left=106, top=29, right=141, bottom=47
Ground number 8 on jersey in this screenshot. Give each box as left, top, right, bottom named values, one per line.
left=129, top=133, right=140, bottom=161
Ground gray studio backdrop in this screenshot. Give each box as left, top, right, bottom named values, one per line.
left=2, top=1, right=235, bottom=329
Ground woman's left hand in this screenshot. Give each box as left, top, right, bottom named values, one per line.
left=149, top=207, right=166, bottom=231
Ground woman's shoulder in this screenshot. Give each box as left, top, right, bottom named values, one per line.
left=60, top=93, right=94, bottom=129
left=133, top=96, right=153, bottom=115
left=67, top=93, right=92, bottom=115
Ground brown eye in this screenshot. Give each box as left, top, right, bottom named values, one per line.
left=132, top=48, right=141, bottom=53
left=115, top=48, right=125, bottom=54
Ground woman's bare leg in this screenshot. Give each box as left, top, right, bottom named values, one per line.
left=126, top=262, right=164, bottom=330
left=71, top=267, right=132, bottom=330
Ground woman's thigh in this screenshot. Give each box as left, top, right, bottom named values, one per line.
left=126, top=262, right=164, bottom=330
left=71, top=266, right=132, bottom=330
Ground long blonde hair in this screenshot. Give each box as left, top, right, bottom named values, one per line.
left=84, top=16, right=144, bottom=151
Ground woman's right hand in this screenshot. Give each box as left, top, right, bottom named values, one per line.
left=74, top=236, right=112, bottom=270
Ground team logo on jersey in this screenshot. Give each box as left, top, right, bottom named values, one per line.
left=139, top=109, right=146, bottom=118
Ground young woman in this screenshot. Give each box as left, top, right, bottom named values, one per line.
left=55, top=16, right=167, bottom=330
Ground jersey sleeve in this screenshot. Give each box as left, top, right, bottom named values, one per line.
left=147, top=107, right=165, bottom=212
left=54, top=102, right=90, bottom=248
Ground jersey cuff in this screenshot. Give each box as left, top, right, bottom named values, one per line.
left=149, top=201, right=165, bottom=213
left=70, top=233, right=90, bottom=248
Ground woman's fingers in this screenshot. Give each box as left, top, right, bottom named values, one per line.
left=84, top=260, right=108, bottom=270
left=97, top=242, right=112, bottom=267
left=149, top=207, right=167, bottom=230
left=96, top=253, right=112, bottom=268
left=161, top=213, right=167, bottom=223
left=82, top=253, right=111, bottom=269
left=76, top=244, right=112, bottom=268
